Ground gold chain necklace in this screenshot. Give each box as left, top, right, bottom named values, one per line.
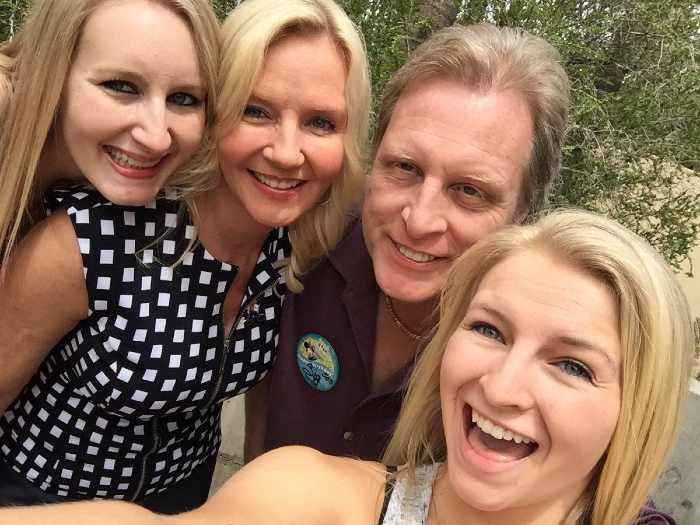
left=383, top=293, right=425, bottom=341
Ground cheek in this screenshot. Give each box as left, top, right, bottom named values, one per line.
left=217, top=131, right=246, bottom=171
left=60, top=94, right=90, bottom=144
left=548, top=392, right=620, bottom=459
left=440, top=335, right=474, bottom=394
left=364, top=177, right=405, bottom=218
left=451, top=213, right=512, bottom=253
left=310, top=137, right=345, bottom=183
left=178, top=112, right=206, bottom=153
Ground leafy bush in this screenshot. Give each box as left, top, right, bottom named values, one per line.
left=2, top=0, right=698, bottom=273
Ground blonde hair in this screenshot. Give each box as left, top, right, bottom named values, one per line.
left=218, top=0, right=371, bottom=292
left=0, top=0, right=221, bottom=267
left=374, top=24, right=569, bottom=220
left=0, top=37, right=17, bottom=117
left=384, top=209, right=694, bottom=525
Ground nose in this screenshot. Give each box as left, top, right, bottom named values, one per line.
left=131, top=100, right=173, bottom=154
left=262, top=120, right=305, bottom=169
left=400, top=181, right=448, bottom=239
left=478, top=348, right=535, bottom=411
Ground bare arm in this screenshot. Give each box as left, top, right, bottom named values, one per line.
left=243, top=373, right=271, bottom=463
left=0, top=447, right=384, bottom=525
left=189, top=447, right=383, bottom=525
left=0, top=500, right=170, bottom=525
left=0, top=211, right=87, bottom=413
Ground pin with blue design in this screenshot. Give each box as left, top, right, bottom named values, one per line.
left=296, top=333, right=339, bottom=391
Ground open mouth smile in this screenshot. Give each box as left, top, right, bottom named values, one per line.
left=250, top=170, right=304, bottom=190
left=463, top=406, right=539, bottom=470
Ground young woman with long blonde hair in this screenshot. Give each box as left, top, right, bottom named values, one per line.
left=0, top=0, right=220, bottom=267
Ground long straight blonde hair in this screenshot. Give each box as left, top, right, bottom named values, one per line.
left=0, top=0, right=221, bottom=267
left=218, top=0, right=371, bottom=292
left=385, top=209, right=694, bottom=525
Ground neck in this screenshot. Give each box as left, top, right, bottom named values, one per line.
left=429, top=468, right=579, bottom=525
left=194, top=182, right=272, bottom=266
left=388, top=295, right=438, bottom=338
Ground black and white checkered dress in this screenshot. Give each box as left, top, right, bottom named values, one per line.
left=0, top=189, right=289, bottom=500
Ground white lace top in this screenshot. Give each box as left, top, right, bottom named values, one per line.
left=379, top=463, right=440, bottom=525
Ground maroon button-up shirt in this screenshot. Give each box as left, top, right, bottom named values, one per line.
left=264, top=221, right=410, bottom=459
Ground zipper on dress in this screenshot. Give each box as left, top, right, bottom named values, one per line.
left=205, top=280, right=279, bottom=409
left=133, top=278, right=278, bottom=501
left=133, top=417, right=161, bottom=500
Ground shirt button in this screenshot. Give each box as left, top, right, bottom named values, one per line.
left=343, top=431, right=354, bottom=441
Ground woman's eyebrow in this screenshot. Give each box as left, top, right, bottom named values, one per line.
left=556, top=335, right=618, bottom=371
left=470, top=303, right=618, bottom=371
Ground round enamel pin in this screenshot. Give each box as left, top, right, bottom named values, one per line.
left=296, top=333, right=339, bottom=391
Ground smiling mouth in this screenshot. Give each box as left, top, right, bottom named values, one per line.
left=104, top=146, right=163, bottom=169
left=465, top=406, right=539, bottom=462
left=395, top=242, right=442, bottom=263
left=250, top=170, right=304, bottom=190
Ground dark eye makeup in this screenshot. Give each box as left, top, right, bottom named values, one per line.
left=168, top=92, right=201, bottom=107
left=101, top=79, right=138, bottom=95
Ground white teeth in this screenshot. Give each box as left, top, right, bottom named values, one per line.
left=472, top=409, right=532, bottom=445
left=105, top=146, right=161, bottom=169
left=397, top=243, right=436, bottom=263
left=252, top=171, right=303, bottom=190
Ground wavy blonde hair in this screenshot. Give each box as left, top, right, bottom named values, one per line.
left=218, top=0, right=371, bottom=292
left=384, top=209, right=693, bottom=525
left=0, top=0, right=220, bottom=267
left=374, top=24, right=569, bottom=219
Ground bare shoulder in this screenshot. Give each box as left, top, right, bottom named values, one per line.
left=0, top=211, right=86, bottom=411
left=2, top=210, right=85, bottom=306
left=196, top=447, right=387, bottom=525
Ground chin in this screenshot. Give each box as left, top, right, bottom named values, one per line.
left=91, top=179, right=160, bottom=206
left=102, top=190, right=153, bottom=207
left=377, top=275, right=439, bottom=304
left=449, top=475, right=514, bottom=514
left=381, top=284, right=438, bottom=305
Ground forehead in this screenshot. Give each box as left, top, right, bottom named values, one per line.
left=376, top=77, right=533, bottom=198
left=75, top=0, right=201, bottom=78
left=471, top=250, right=621, bottom=350
left=388, top=77, right=532, bottom=151
left=255, top=33, right=348, bottom=109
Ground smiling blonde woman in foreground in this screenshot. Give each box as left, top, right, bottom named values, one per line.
left=0, top=209, right=692, bottom=524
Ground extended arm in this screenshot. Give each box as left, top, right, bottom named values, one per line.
left=0, top=447, right=384, bottom=525
left=0, top=211, right=87, bottom=413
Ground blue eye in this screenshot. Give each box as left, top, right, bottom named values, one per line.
left=243, top=105, right=268, bottom=119
left=556, top=360, right=593, bottom=381
left=471, top=322, right=504, bottom=343
left=459, top=185, right=481, bottom=196
left=453, top=184, right=485, bottom=200
left=395, top=161, right=419, bottom=174
left=168, top=92, right=201, bottom=107
left=309, top=117, right=336, bottom=133
left=101, top=80, right=137, bottom=95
